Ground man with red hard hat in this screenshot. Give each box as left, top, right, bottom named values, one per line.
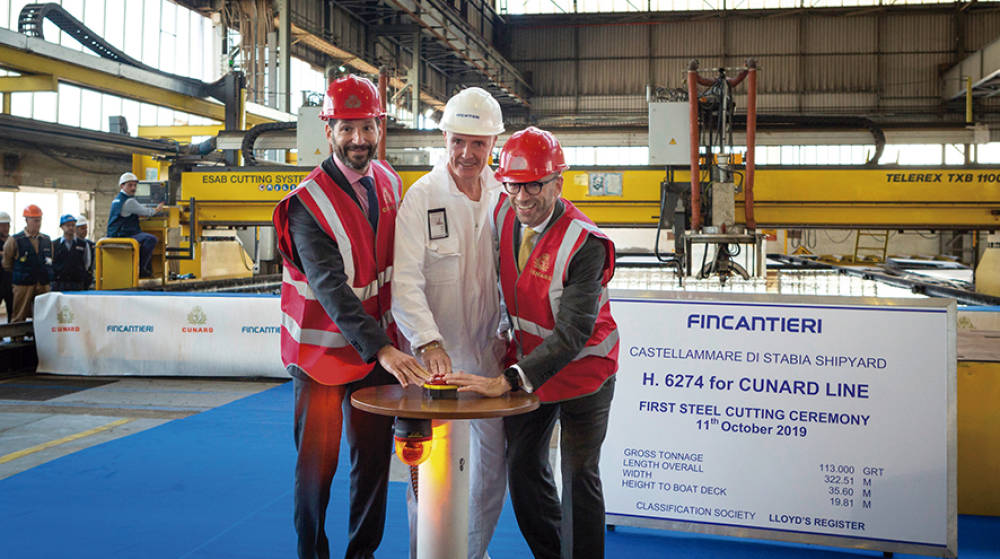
left=447, top=126, right=619, bottom=559
left=2, top=205, right=53, bottom=323
left=273, top=73, right=429, bottom=559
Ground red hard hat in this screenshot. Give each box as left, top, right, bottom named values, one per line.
left=495, top=126, right=568, bottom=183
left=23, top=204, right=42, bottom=218
left=320, top=74, right=383, bottom=121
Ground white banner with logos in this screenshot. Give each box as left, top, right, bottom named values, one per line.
left=601, top=292, right=956, bottom=557
left=33, top=292, right=289, bottom=378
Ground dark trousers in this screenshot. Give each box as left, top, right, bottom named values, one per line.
left=293, top=365, right=396, bottom=559
left=0, top=279, right=12, bottom=323
left=52, top=280, right=87, bottom=292
left=504, top=377, right=615, bottom=559
left=130, top=232, right=158, bottom=275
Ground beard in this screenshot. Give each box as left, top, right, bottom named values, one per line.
left=335, top=142, right=377, bottom=171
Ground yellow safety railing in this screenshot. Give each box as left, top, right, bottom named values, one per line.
left=95, top=238, right=139, bottom=290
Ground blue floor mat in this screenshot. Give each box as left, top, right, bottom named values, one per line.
left=0, top=382, right=995, bottom=558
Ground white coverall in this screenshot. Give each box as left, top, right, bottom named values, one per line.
left=392, top=156, right=507, bottom=559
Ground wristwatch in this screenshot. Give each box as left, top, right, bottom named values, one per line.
left=418, top=340, right=442, bottom=354
left=502, top=366, right=522, bottom=392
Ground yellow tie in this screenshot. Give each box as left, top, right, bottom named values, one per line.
left=518, top=228, right=537, bottom=272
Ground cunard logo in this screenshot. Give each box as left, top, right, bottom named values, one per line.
left=530, top=253, right=553, bottom=281
left=534, top=253, right=552, bottom=273
left=183, top=306, right=213, bottom=333
left=57, top=305, right=74, bottom=324
left=345, top=94, right=362, bottom=109
left=52, top=305, right=80, bottom=332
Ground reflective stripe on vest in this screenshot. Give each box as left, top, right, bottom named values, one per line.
left=303, top=178, right=356, bottom=281
left=282, top=312, right=349, bottom=348
left=374, top=161, right=403, bottom=206
left=282, top=266, right=391, bottom=303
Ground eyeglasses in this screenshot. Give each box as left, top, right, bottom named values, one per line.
left=503, top=176, right=557, bottom=196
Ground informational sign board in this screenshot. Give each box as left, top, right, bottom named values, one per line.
left=34, top=292, right=288, bottom=378
left=601, top=291, right=956, bottom=557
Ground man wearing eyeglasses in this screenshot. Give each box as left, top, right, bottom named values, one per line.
left=447, top=126, right=620, bottom=559
left=392, top=87, right=508, bottom=559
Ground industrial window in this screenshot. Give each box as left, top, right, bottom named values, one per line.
left=0, top=0, right=324, bottom=134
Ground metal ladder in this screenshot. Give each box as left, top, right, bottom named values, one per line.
left=853, top=230, right=890, bottom=263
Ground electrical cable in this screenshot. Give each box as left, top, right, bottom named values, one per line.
left=823, top=230, right=855, bottom=244
left=34, top=144, right=124, bottom=175
left=410, top=465, right=419, bottom=503
left=654, top=167, right=682, bottom=272
left=231, top=231, right=256, bottom=272
left=241, top=121, right=297, bottom=166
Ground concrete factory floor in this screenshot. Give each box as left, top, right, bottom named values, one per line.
left=0, top=376, right=287, bottom=480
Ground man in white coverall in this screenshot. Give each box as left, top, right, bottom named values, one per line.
left=391, top=87, right=507, bottom=559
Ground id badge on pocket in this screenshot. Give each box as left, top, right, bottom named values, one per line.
left=428, top=208, right=448, bottom=239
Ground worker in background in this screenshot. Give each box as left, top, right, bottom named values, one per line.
left=391, top=87, right=508, bottom=559
left=2, top=205, right=53, bottom=323
left=0, top=211, right=12, bottom=321
left=447, top=127, right=620, bottom=559
left=272, top=74, right=429, bottom=559
left=106, top=172, right=164, bottom=277
left=75, top=215, right=96, bottom=288
left=52, top=214, right=90, bottom=291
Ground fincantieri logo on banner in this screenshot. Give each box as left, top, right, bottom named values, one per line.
left=183, top=306, right=214, bottom=333
left=52, top=305, right=80, bottom=332
left=241, top=325, right=281, bottom=334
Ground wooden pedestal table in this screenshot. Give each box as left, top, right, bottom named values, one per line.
left=352, top=385, right=539, bottom=559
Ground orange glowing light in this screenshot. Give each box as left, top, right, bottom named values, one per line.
left=394, top=435, right=432, bottom=466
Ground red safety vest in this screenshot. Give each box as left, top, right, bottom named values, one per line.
left=273, top=161, right=401, bottom=385
left=494, top=196, right=619, bottom=402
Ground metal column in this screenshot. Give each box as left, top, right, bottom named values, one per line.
left=277, top=0, right=291, bottom=112
left=410, top=32, right=421, bottom=128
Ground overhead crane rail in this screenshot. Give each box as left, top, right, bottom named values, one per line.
left=18, top=3, right=194, bottom=84
left=12, top=3, right=257, bottom=120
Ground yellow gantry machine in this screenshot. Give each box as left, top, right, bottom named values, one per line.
left=171, top=165, right=1000, bottom=238
left=116, top=162, right=997, bottom=290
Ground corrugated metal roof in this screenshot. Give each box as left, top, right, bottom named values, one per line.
left=966, top=11, right=1000, bottom=50
left=883, top=12, right=951, bottom=52
left=801, top=15, right=876, bottom=54
left=802, top=54, right=876, bottom=91
left=728, top=17, right=798, bottom=55
left=510, top=26, right=575, bottom=60
left=651, top=20, right=724, bottom=56
left=507, top=8, right=996, bottom=120
left=519, top=61, right=576, bottom=96
left=881, top=53, right=951, bottom=98
left=799, top=92, right=879, bottom=112
left=580, top=59, right=647, bottom=95
left=579, top=23, right=650, bottom=59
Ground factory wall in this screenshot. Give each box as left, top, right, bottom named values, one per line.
left=507, top=6, right=1000, bottom=124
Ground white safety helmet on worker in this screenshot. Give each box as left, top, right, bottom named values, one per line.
left=75, top=215, right=88, bottom=227
left=119, top=172, right=139, bottom=185
left=0, top=211, right=10, bottom=224
left=438, top=87, right=504, bottom=136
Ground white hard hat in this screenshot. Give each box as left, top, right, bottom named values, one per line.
left=438, top=87, right=504, bottom=136
left=119, top=172, right=139, bottom=185
left=0, top=211, right=10, bottom=224
left=75, top=215, right=88, bottom=227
